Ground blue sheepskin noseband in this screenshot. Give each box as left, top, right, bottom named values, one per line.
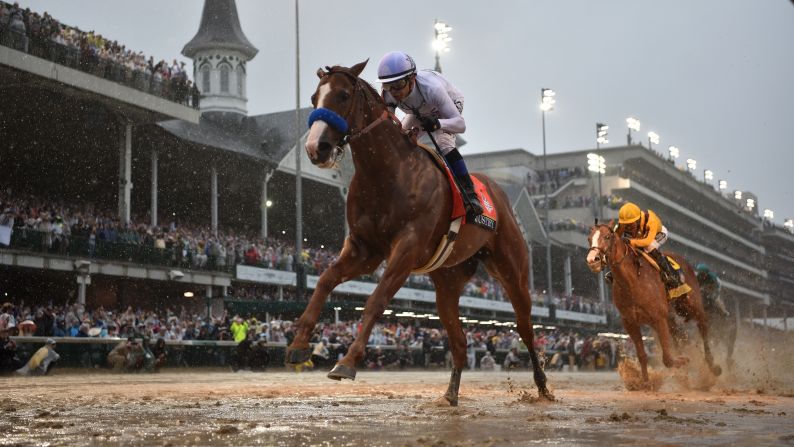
left=307, top=108, right=349, bottom=134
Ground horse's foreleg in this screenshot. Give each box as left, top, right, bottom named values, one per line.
left=286, top=236, right=379, bottom=364
left=328, top=236, right=418, bottom=380
left=653, top=317, right=688, bottom=369
left=625, top=322, right=650, bottom=383
left=430, top=264, right=475, bottom=406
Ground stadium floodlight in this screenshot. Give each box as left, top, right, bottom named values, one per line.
left=784, top=218, right=793, bottom=232
left=686, top=158, right=697, bottom=171
left=265, top=200, right=273, bottom=208
left=540, top=88, right=556, bottom=111
left=648, top=131, right=660, bottom=149
left=734, top=190, right=742, bottom=200
left=719, top=180, right=727, bottom=190
left=704, top=170, right=714, bottom=182
left=596, top=123, right=609, bottom=145
left=626, top=117, right=641, bottom=132
left=587, top=153, right=606, bottom=174
left=433, top=20, right=452, bottom=71
left=763, top=209, right=774, bottom=220
left=668, top=145, right=679, bottom=159
left=626, top=117, right=641, bottom=145
left=746, top=198, right=755, bottom=210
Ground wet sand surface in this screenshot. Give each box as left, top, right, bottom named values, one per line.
left=2, top=368, right=793, bottom=446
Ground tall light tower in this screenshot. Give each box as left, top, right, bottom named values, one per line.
left=668, top=145, right=679, bottom=162
left=433, top=20, right=452, bottom=72
left=626, top=117, right=640, bottom=145
left=540, top=88, right=556, bottom=304
left=594, top=122, right=608, bottom=220
left=648, top=131, right=660, bottom=151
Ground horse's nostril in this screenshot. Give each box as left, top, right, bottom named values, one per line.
left=317, top=141, right=332, bottom=156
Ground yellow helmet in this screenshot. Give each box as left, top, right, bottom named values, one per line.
left=618, top=202, right=642, bottom=224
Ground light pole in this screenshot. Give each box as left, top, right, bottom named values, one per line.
left=540, top=88, right=555, bottom=304
left=648, top=131, right=660, bottom=151
left=594, top=122, right=608, bottom=220
left=626, top=117, right=640, bottom=145
left=587, top=150, right=607, bottom=306
left=294, top=0, right=305, bottom=300
left=433, top=20, right=452, bottom=72
left=668, top=145, right=679, bottom=163
left=686, top=158, right=697, bottom=174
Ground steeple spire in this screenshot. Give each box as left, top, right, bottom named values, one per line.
left=182, top=0, right=258, bottom=59
left=182, top=0, right=258, bottom=117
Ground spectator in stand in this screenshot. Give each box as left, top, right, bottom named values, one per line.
left=480, top=351, right=495, bottom=371
left=503, top=347, right=521, bottom=370
left=16, top=338, right=59, bottom=376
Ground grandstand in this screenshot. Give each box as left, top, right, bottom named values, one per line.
left=1, top=0, right=790, bottom=338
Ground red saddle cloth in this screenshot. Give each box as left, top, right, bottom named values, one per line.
left=442, top=165, right=497, bottom=226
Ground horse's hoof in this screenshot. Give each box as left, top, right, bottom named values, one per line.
left=711, top=365, right=722, bottom=377
left=327, top=364, right=356, bottom=381
left=443, top=394, right=458, bottom=407
left=673, top=357, right=689, bottom=368
left=539, top=387, right=556, bottom=401
left=285, top=347, right=312, bottom=365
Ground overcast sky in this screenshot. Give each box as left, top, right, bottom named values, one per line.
left=21, top=0, right=794, bottom=223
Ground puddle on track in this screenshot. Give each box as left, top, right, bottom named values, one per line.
left=1, top=370, right=793, bottom=446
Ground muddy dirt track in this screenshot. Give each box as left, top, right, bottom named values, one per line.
left=2, top=367, right=793, bottom=447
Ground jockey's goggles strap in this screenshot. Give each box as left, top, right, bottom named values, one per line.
left=307, top=107, right=349, bottom=134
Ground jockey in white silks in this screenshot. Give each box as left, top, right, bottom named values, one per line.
left=377, top=51, right=483, bottom=219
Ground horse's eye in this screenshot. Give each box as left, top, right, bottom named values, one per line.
left=339, top=91, right=350, bottom=102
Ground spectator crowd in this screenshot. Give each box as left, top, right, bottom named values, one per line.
left=0, top=189, right=606, bottom=312
left=0, top=1, right=199, bottom=107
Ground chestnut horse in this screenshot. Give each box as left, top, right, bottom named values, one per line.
left=285, top=60, right=552, bottom=405
left=586, top=224, right=721, bottom=385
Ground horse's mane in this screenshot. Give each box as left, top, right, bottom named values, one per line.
left=325, top=65, right=386, bottom=109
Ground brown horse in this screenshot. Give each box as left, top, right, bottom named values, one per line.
left=284, top=60, right=553, bottom=405
left=586, top=224, right=721, bottom=385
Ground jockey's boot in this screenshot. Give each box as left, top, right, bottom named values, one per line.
left=649, top=249, right=680, bottom=289
left=458, top=174, right=484, bottom=220
left=714, top=295, right=730, bottom=317
left=444, top=148, right=483, bottom=220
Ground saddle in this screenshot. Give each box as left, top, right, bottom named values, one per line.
left=411, top=143, right=497, bottom=274
left=635, top=249, right=692, bottom=300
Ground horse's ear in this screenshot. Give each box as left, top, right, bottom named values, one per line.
left=349, top=59, right=369, bottom=77
left=316, top=68, right=326, bottom=78
left=608, top=219, right=616, bottom=231
left=594, top=218, right=599, bottom=225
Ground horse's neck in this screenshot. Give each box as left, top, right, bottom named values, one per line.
left=608, top=239, right=635, bottom=278
left=349, top=123, right=413, bottom=184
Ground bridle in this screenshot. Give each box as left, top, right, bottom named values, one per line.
left=588, top=226, right=629, bottom=269
left=307, top=67, right=399, bottom=166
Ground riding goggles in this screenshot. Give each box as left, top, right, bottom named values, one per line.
left=383, top=78, right=409, bottom=92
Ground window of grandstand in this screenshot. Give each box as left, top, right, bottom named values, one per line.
left=201, top=63, right=211, bottom=93
left=220, top=63, right=230, bottom=93
left=236, top=65, right=244, bottom=96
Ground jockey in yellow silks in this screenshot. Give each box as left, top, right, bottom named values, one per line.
left=612, top=202, right=685, bottom=292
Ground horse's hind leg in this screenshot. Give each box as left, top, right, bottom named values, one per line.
left=287, top=235, right=380, bottom=364
left=429, top=260, right=478, bottom=406
left=483, top=243, right=553, bottom=400
left=693, top=306, right=722, bottom=376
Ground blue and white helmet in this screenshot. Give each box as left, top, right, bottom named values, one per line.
left=377, top=51, right=416, bottom=83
